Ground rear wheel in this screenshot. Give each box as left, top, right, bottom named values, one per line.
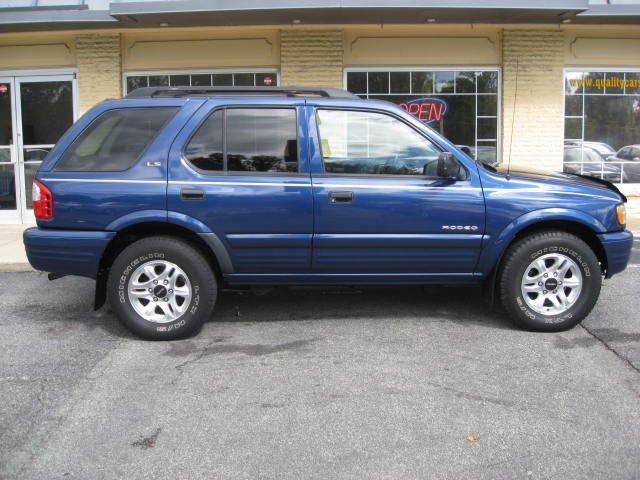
left=107, top=236, right=217, bottom=340
left=499, top=231, right=601, bottom=332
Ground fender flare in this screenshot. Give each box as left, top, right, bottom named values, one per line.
left=105, top=209, right=168, bottom=231
left=95, top=211, right=231, bottom=310
left=478, top=208, right=606, bottom=304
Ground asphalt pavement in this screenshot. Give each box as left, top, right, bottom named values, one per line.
left=1, top=261, right=639, bottom=479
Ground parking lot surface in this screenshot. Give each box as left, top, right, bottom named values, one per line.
left=1, top=267, right=639, bottom=479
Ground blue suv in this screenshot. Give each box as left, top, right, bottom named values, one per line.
left=24, top=86, right=633, bottom=339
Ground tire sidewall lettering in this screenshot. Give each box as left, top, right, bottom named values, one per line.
left=519, top=243, right=591, bottom=324
left=116, top=251, right=199, bottom=332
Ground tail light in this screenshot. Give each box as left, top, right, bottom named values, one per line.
left=33, top=179, right=53, bottom=220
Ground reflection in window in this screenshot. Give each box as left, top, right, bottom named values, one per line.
left=55, top=107, right=177, bottom=172
left=184, top=108, right=298, bottom=174
left=563, top=70, right=640, bottom=183
left=0, top=162, right=16, bottom=210
left=226, top=109, right=298, bottom=173
left=346, top=69, right=499, bottom=166
left=317, top=109, right=441, bottom=176
left=184, top=110, right=223, bottom=171
left=20, top=81, right=73, bottom=145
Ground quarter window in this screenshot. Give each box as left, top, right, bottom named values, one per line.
left=317, top=109, right=441, bottom=176
left=184, top=108, right=299, bottom=174
left=55, top=107, right=177, bottom=172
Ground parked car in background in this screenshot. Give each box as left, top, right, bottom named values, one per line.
left=607, top=145, right=640, bottom=183
left=23, top=86, right=633, bottom=340
left=609, top=145, right=640, bottom=163
left=575, top=141, right=616, bottom=157
left=563, top=143, right=621, bottom=183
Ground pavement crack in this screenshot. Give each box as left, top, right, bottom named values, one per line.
left=170, top=338, right=318, bottom=384
left=580, top=324, right=640, bottom=375
left=36, top=381, right=46, bottom=408
left=426, top=381, right=515, bottom=408
left=172, top=344, right=213, bottom=384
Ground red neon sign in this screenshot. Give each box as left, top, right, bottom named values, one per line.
left=399, top=97, right=448, bottom=124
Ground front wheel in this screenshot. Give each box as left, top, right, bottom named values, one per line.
left=107, top=236, right=217, bottom=340
left=499, top=231, right=601, bottom=332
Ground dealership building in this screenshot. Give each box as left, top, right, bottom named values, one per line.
left=0, top=0, right=639, bottom=224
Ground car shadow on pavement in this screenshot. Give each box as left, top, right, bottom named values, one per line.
left=7, top=273, right=515, bottom=340
left=208, top=285, right=515, bottom=332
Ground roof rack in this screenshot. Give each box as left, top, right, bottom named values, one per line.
left=125, top=86, right=359, bottom=99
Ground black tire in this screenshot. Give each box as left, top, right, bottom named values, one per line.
left=498, top=231, right=601, bottom=332
left=107, top=236, right=217, bottom=340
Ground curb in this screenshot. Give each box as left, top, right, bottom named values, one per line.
left=0, top=263, right=35, bottom=273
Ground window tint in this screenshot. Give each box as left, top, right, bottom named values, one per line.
left=184, top=108, right=298, bottom=173
left=317, top=109, right=440, bottom=176
left=184, top=110, right=223, bottom=171
left=226, top=109, right=298, bottom=173
left=55, top=107, right=177, bottom=172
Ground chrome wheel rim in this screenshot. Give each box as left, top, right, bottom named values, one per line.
left=127, top=260, right=192, bottom=324
left=520, top=253, right=583, bottom=316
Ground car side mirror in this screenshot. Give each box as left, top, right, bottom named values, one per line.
left=436, top=152, right=462, bottom=179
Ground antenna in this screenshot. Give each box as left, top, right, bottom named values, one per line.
left=506, top=57, right=519, bottom=179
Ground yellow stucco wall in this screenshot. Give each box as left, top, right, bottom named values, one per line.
left=76, top=34, right=121, bottom=115
left=502, top=29, right=565, bottom=172
left=121, top=28, right=280, bottom=72
left=280, top=29, right=343, bottom=87
left=0, top=32, right=76, bottom=69
left=343, top=25, right=501, bottom=67
left=565, top=27, right=640, bottom=68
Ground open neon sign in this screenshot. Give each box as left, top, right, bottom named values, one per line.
left=399, top=98, right=447, bottom=124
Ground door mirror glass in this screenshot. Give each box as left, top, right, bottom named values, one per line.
left=436, top=152, right=463, bottom=179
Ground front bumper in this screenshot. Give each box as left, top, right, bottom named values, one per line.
left=598, top=229, right=634, bottom=278
left=23, top=227, right=115, bottom=279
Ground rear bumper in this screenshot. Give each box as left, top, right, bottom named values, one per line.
left=23, top=227, right=115, bottom=279
left=598, top=229, right=634, bottom=278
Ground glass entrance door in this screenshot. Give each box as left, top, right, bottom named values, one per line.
left=0, top=73, right=76, bottom=224
left=0, top=77, right=18, bottom=223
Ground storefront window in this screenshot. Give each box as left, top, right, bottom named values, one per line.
left=563, top=70, right=640, bottom=184
left=345, top=69, right=500, bottom=165
left=124, top=70, right=279, bottom=95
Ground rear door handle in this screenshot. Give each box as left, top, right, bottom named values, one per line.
left=329, top=191, right=354, bottom=203
left=180, top=188, right=204, bottom=200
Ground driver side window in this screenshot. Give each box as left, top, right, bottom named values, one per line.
left=317, top=109, right=441, bottom=176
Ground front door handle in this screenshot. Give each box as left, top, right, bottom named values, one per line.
left=329, top=191, right=354, bottom=203
left=181, top=188, right=204, bottom=200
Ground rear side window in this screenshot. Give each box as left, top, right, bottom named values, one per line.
left=184, top=108, right=298, bottom=174
left=55, top=107, right=177, bottom=172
